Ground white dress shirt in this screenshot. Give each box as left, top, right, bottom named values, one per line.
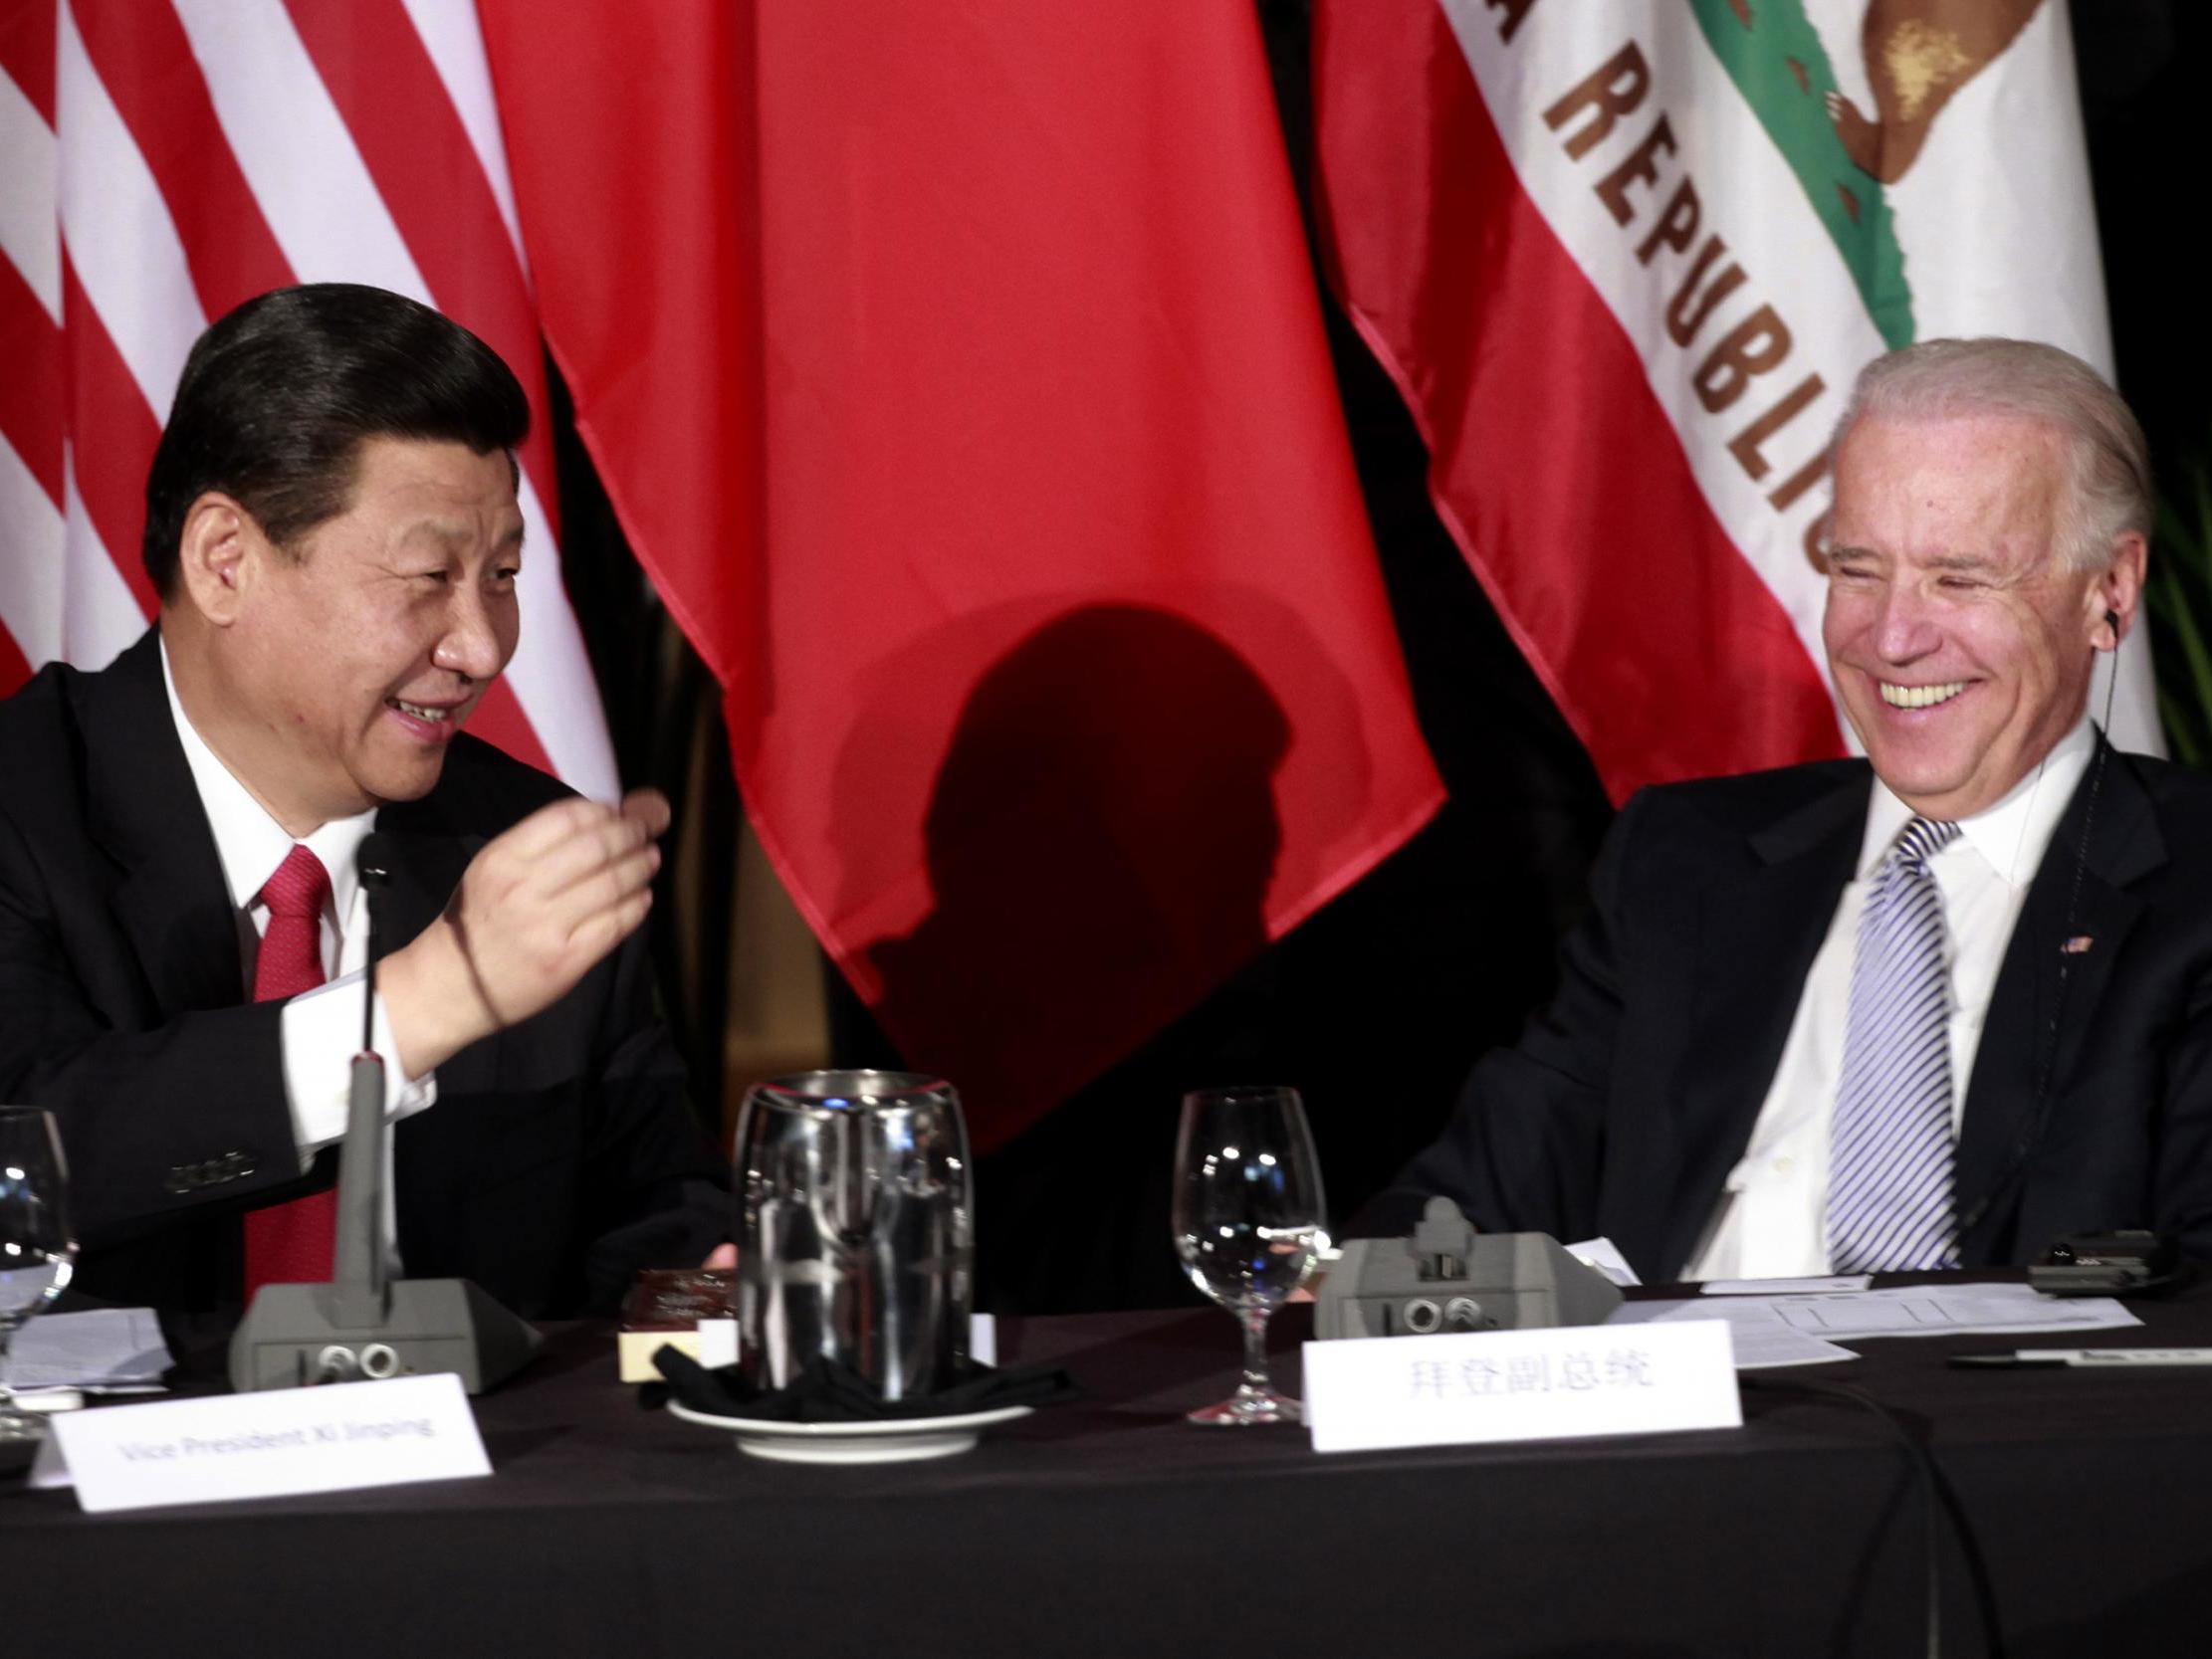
left=1679, top=716, right=2096, bottom=1280
left=159, top=641, right=437, bottom=1187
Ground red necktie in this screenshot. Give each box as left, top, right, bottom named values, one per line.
left=242, top=845, right=336, bottom=1296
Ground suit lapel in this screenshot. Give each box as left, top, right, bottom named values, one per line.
left=1666, top=768, right=1869, bottom=1269
left=365, top=816, right=473, bottom=959
left=82, top=632, right=245, bottom=1016
left=1958, top=742, right=2160, bottom=1247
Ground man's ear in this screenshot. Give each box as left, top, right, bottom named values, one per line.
left=2091, top=530, right=2148, bottom=653
left=173, top=493, right=262, bottom=626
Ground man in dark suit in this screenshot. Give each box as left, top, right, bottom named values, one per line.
left=1373, top=338, right=2212, bottom=1282
left=0, top=284, right=726, bottom=1317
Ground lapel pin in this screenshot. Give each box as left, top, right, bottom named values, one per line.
left=2061, top=935, right=2095, bottom=955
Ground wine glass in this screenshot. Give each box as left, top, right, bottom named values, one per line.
left=0, top=1108, right=78, bottom=1441
left=1172, top=1086, right=1328, bottom=1426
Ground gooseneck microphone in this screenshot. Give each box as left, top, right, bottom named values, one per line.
left=325, top=841, right=389, bottom=1332
left=229, top=835, right=542, bottom=1394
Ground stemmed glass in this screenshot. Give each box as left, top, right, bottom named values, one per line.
left=1172, top=1086, right=1328, bottom=1426
left=0, top=1108, right=78, bottom=1441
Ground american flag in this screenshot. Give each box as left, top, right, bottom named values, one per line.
left=0, top=0, right=615, bottom=797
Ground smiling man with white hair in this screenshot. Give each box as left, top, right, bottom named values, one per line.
left=1368, top=337, right=2212, bottom=1282
left=1824, top=338, right=2146, bottom=825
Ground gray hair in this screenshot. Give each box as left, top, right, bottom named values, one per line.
left=1831, top=337, right=2151, bottom=573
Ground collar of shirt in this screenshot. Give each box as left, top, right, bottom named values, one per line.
left=1857, top=713, right=2097, bottom=890
left=159, top=633, right=376, bottom=931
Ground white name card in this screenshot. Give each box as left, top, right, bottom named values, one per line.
left=1302, top=1318, right=1741, bottom=1455
left=31, top=1373, right=490, bottom=1513
left=698, top=1318, right=740, bottom=1368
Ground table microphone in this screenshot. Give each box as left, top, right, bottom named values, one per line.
left=229, top=834, right=542, bottom=1394
left=1314, top=1198, right=1623, bottom=1339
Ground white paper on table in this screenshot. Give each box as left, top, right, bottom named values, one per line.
left=1608, top=1298, right=1858, bottom=1368
left=1623, top=1282, right=2140, bottom=1343
left=1701, top=1276, right=1872, bottom=1296
left=2, top=1308, right=171, bottom=1391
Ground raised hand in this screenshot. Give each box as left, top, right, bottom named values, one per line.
left=381, top=789, right=671, bottom=1077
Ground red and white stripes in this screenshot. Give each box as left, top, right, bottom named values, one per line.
left=0, top=0, right=614, bottom=799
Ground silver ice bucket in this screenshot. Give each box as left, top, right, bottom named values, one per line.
left=734, top=1069, right=974, bottom=1400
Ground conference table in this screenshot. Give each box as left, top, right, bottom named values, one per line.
left=7, top=1277, right=2212, bottom=1657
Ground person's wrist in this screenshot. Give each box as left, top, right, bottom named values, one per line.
left=381, top=920, right=494, bottom=1077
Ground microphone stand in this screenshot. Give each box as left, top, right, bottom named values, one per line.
left=230, top=838, right=542, bottom=1394
left=327, top=857, right=389, bottom=1332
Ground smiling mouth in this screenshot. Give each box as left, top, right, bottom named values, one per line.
left=387, top=698, right=457, bottom=725
left=1879, top=681, right=1967, bottom=711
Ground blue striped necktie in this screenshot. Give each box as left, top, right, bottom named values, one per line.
left=1828, top=815, right=1963, bottom=1274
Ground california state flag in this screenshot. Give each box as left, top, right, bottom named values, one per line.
left=1315, top=0, right=2157, bottom=802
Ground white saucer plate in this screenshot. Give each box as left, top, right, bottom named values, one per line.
left=666, top=1399, right=1034, bottom=1465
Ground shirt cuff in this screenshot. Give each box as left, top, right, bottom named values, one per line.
left=279, top=969, right=439, bottom=1166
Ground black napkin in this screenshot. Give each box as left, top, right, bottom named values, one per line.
left=647, top=1346, right=1079, bottom=1422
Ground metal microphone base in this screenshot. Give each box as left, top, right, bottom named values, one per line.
left=228, top=1278, right=543, bottom=1395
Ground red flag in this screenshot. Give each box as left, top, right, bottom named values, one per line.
left=0, top=0, right=615, bottom=797
left=482, top=2, right=1444, bottom=1149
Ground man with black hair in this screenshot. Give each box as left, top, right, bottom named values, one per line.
left=0, top=284, right=726, bottom=1317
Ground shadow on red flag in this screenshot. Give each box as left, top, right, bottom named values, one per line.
left=859, top=606, right=1290, bottom=1148
left=484, top=2, right=1443, bottom=1146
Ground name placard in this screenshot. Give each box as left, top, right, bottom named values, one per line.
left=1302, top=1319, right=1741, bottom=1455
left=32, top=1373, right=490, bottom=1513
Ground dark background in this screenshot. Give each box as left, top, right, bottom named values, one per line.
left=548, top=1, right=2203, bottom=1313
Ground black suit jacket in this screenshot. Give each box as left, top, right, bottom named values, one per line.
left=0, top=631, right=728, bottom=1316
left=1371, top=748, right=2212, bottom=1282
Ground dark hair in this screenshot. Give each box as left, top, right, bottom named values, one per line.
left=142, top=283, right=530, bottom=600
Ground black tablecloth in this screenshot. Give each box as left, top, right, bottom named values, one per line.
left=7, top=1279, right=2212, bottom=1657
